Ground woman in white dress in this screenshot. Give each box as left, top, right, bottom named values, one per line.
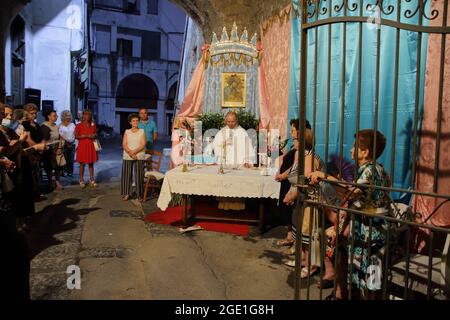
left=121, top=113, right=146, bottom=201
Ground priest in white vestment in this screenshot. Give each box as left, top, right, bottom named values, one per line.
left=212, top=112, right=256, bottom=167
left=212, top=111, right=256, bottom=210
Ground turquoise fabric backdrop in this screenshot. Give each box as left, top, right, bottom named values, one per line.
left=288, top=0, right=428, bottom=195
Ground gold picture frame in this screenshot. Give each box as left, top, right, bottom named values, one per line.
left=221, top=72, right=246, bottom=108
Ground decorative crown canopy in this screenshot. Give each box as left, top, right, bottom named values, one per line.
left=210, top=22, right=258, bottom=59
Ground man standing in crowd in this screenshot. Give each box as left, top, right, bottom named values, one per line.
left=138, top=107, right=158, bottom=152
left=23, top=103, right=46, bottom=201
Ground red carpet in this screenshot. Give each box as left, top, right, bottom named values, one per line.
left=145, top=203, right=257, bottom=236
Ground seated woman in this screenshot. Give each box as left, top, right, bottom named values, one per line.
left=293, top=129, right=391, bottom=300
left=274, top=119, right=312, bottom=247
left=282, top=139, right=325, bottom=278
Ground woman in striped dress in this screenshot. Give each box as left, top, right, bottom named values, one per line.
left=282, top=127, right=326, bottom=278
left=121, top=114, right=146, bottom=201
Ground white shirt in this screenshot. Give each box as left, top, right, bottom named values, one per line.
left=123, top=129, right=146, bottom=160
left=59, top=123, right=76, bottom=143
left=212, top=125, right=256, bottom=166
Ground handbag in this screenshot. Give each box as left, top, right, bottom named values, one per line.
left=308, top=206, right=322, bottom=267
left=55, top=152, right=67, bottom=167
left=93, top=139, right=102, bottom=151
left=299, top=206, right=321, bottom=266
left=1, top=169, right=14, bottom=193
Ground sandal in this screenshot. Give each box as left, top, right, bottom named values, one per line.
left=79, top=181, right=86, bottom=188
left=282, top=245, right=296, bottom=257
left=283, top=259, right=307, bottom=268
left=283, top=260, right=296, bottom=268
left=276, top=238, right=295, bottom=247
left=300, top=266, right=319, bottom=279
left=123, top=195, right=130, bottom=201
left=89, top=180, right=98, bottom=188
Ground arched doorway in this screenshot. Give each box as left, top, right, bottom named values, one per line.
left=115, top=73, right=159, bottom=134
left=165, top=82, right=177, bottom=134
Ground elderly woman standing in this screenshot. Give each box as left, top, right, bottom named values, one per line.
left=59, top=110, right=76, bottom=177
left=75, top=110, right=98, bottom=188
left=41, top=110, right=64, bottom=190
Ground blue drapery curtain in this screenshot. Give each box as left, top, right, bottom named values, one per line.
left=288, top=0, right=428, bottom=194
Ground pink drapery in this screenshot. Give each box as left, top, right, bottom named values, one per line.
left=177, top=45, right=210, bottom=118
left=412, top=1, right=450, bottom=250
left=259, top=5, right=292, bottom=140
left=257, top=42, right=271, bottom=129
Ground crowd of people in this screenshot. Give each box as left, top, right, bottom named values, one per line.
left=0, top=103, right=94, bottom=298
left=0, top=103, right=107, bottom=231
left=0, top=99, right=392, bottom=300
left=0, top=101, right=160, bottom=299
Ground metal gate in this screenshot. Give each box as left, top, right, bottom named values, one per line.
left=294, top=0, right=450, bottom=300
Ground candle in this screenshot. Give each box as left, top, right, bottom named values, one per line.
left=234, top=134, right=237, bottom=167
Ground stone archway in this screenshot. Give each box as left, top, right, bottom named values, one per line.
left=115, top=73, right=159, bottom=134
left=116, top=73, right=159, bottom=109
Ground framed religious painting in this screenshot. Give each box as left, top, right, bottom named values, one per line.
left=221, top=72, right=246, bottom=108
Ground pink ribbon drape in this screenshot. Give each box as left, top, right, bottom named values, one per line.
left=412, top=1, right=450, bottom=251
left=177, top=45, right=210, bottom=118
left=259, top=5, right=292, bottom=140
left=258, top=42, right=271, bottom=129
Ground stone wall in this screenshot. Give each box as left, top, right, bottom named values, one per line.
left=171, top=0, right=291, bottom=40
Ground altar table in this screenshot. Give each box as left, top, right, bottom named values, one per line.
left=156, top=165, right=281, bottom=232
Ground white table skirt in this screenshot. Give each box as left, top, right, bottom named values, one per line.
left=157, top=165, right=281, bottom=211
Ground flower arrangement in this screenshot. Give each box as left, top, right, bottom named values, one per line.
left=195, top=110, right=258, bottom=133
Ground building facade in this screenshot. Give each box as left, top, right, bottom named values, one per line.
left=4, top=0, right=89, bottom=119
left=89, top=0, right=186, bottom=135
left=176, top=17, right=204, bottom=106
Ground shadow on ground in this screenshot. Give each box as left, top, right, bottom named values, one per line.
left=26, top=198, right=100, bottom=259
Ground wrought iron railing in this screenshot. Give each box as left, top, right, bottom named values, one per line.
left=294, top=0, right=450, bottom=300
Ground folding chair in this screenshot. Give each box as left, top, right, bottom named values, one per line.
left=389, top=217, right=450, bottom=300
left=143, top=150, right=164, bottom=202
